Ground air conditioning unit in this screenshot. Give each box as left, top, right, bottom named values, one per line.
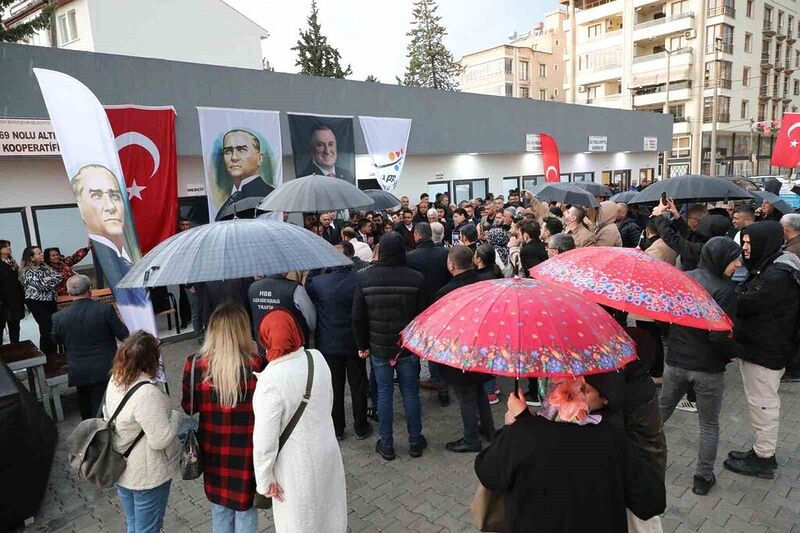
left=578, top=86, right=587, bottom=93
left=684, top=29, right=697, bottom=39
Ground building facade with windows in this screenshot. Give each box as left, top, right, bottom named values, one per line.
left=460, top=11, right=567, bottom=101
left=563, top=0, right=800, bottom=177
left=1, top=0, right=267, bottom=69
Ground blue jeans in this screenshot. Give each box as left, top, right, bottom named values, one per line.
left=369, top=361, right=378, bottom=409
left=117, top=480, right=171, bottom=533
left=372, top=355, right=423, bottom=448
left=211, top=503, right=258, bottom=533
left=483, top=378, right=497, bottom=395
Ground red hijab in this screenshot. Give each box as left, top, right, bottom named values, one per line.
left=258, top=309, right=304, bottom=362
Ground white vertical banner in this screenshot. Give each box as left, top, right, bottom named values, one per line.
left=358, top=116, right=412, bottom=192
left=32, top=68, right=157, bottom=336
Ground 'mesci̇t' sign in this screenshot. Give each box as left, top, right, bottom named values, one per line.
left=0, top=118, right=60, bottom=156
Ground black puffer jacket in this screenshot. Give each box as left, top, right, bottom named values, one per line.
left=616, top=216, right=642, bottom=248
left=352, top=232, right=428, bottom=359
left=667, top=237, right=741, bottom=373
left=734, top=222, right=800, bottom=370
left=653, top=214, right=732, bottom=271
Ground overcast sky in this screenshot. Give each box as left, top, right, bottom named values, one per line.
left=223, top=0, right=560, bottom=82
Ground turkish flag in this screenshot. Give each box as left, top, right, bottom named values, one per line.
left=105, top=106, right=178, bottom=254
left=771, top=112, right=800, bottom=169
left=540, top=132, right=561, bottom=183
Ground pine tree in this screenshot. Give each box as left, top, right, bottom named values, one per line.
left=364, top=75, right=379, bottom=83
left=402, top=0, right=462, bottom=91
left=0, top=0, right=54, bottom=43
left=292, top=0, right=352, bottom=78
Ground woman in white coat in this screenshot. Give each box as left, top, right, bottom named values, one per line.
left=252, top=308, right=347, bottom=533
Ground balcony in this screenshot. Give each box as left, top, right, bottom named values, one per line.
left=574, top=0, right=622, bottom=25
left=788, top=32, right=796, bottom=44
left=703, top=111, right=730, bottom=123
left=761, top=52, right=773, bottom=69
left=631, top=47, right=693, bottom=77
left=759, top=85, right=770, bottom=99
left=763, top=20, right=776, bottom=36
left=777, top=26, right=786, bottom=40
left=579, top=28, right=624, bottom=53
left=784, top=96, right=793, bottom=103
left=775, top=62, right=784, bottom=72
left=715, top=78, right=733, bottom=89
left=707, top=5, right=735, bottom=19
left=705, top=42, right=733, bottom=55
left=632, top=82, right=693, bottom=106
left=633, top=12, right=694, bottom=42
left=786, top=61, right=795, bottom=74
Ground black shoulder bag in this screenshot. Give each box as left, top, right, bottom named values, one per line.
left=181, top=354, right=203, bottom=480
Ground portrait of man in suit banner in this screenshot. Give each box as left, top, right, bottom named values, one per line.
left=288, top=113, right=356, bottom=185
left=72, top=164, right=149, bottom=307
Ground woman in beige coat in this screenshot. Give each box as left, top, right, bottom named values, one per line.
left=595, top=201, right=623, bottom=247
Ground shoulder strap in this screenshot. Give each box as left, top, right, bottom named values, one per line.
left=278, top=350, right=315, bottom=452
left=190, top=354, right=198, bottom=413
left=108, top=381, right=152, bottom=425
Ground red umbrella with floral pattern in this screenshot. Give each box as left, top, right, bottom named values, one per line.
left=400, top=278, right=636, bottom=378
left=529, top=246, right=733, bottom=331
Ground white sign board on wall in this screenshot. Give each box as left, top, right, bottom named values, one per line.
left=643, top=137, right=658, bottom=151
left=0, top=118, right=60, bottom=156
left=587, top=136, right=608, bottom=152
left=525, top=134, right=541, bottom=152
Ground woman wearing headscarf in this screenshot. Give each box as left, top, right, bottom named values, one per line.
left=252, top=309, right=346, bottom=533
left=474, top=373, right=666, bottom=533
left=487, top=228, right=511, bottom=277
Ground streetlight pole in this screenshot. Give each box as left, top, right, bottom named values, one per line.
left=710, top=37, right=721, bottom=176
left=663, top=47, right=675, bottom=179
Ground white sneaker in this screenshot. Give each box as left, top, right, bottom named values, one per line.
left=676, top=398, right=698, bottom=413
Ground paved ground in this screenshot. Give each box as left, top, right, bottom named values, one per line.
left=15, top=337, right=800, bottom=533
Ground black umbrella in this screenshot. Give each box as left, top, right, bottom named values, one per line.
left=628, top=175, right=753, bottom=204
left=216, top=196, right=266, bottom=220
left=258, top=174, right=374, bottom=212
left=573, top=182, right=613, bottom=198
left=356, top=189, right=401, bottom=210
left=610, top=190, right=638, bottom=203
left=750, top=190, right=794, bottom=215
left=531, top=182, right=600, bottom=207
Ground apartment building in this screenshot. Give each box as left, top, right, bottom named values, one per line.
left=1, top=0, right=267, bottom=70
left=460, top=10, right=567, bottom=101
left=563, top=0, right=800, bottom=177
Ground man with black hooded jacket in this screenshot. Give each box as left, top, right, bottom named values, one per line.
left=724, top=221, right=800, bottom=479
left=352, top=232, right=429, bottom=461
left=651, top=205, right=732, bottom=271
left=659, top=237, right=742, bottom=495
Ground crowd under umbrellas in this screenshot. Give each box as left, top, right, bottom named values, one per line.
left=98, top=171, right=800, bottom=532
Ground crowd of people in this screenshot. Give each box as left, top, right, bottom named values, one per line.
left=3, top=184, right=800, bottom=533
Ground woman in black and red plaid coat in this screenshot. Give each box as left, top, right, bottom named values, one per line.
left=182, top=303, right=265, bottom=532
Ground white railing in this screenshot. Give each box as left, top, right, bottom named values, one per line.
left=634, top=11, right=694, bottom=30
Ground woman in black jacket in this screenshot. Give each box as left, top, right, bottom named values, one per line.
left=0, top=240, right=25, bottom=344
left=473, top=244, right=502, bottom=281
left=475, top=373, right=666, bottom=533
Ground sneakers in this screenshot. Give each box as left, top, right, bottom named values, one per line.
left=375, top=439, right=396, bottom=461
left=723, top=450, right=777, bottom=479
left=524, top=391, right=541, bottom=407
left=675, top=398, right=697, bottom=413
left=355, top=423, right=373, bottom=441
left=445, top=438, right=482, bottom=453
left=692, top=473, right=716, bottom=495
left=487, top=393, right=499, bottom=405
left=409, top=435, right=428, bottom=458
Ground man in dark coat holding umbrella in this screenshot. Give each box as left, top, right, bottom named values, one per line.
left=435, top=245, right=496, bottom=453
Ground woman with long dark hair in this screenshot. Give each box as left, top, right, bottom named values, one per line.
left=43, top=244, right=90, bottom=296
left=474, top=244, right=502, bottom=281
left=0, top=240, right=25, bottom=344
left=19, top=246, right=64, bottom=355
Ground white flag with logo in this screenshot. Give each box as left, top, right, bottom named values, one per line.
left=358, top=116, right=412, bottom=192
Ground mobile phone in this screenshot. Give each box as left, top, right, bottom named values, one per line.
left=661, top=192, right=667, bottom=205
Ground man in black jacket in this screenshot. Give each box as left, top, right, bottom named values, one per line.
left=659, top=237, right=742, bottom=495
left=352, top=232, right=428, bottom=461
left=615, top=203, right=642, bottom=248
left=724, top=221, right=800, bottom=479
left=518, top=220, right=548, bottom=276
left=51, top=275, right=129, bottom=419
left=436, top=246, right=495, bottom=453
left=651, top=207, right=732, bottom=271
left=394, top=208, right=416, bottom=250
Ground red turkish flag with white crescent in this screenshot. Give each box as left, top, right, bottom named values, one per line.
left=540, top=132, right=561, bottom=183
left=771, top=113, right=800, bottom=169
left=105, top=106, right=178, bottom=254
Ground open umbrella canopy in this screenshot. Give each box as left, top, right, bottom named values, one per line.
left=628, top=175, right=753, bottom=204
left=400, top=278, right=636, bottom=379
left=530, top=246, right=733, bottom=331
left=257, top=174, right=374, bottom=213
left=610, top=190, right=638, bottom=203
left=215, top=196, right=266, bottom=220
left=573, top=182, right=613, bottom=198
left=750, top=190, right=795, bottom=215
left=530, top=182, right=600, bottom=207
left=355, top=189, right=401, bottom=210
left=116, top=219, right=351, bottom=288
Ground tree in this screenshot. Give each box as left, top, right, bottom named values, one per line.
left=0, top=0, right=54, bottom=43
left=364, top=75, right=379, bottom=83
left=292, top=0, right=351, bottom=78
left=401, top=0, right=462, bottom=91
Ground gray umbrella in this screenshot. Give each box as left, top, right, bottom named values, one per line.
left=610, top=190, right=638, bottom=203
left=258, top=174, right=374, bottom=213
left=356, top=189, right=401, bottom=210
left=116, top=219, right=352, bottom=288
left=531, top=182, right=600, bottom=207
left=750, top=190, right=795, bottom=215
left=216, top=196, right=266, bottom=220
left=628, top=175, right=753, bottom=204
left=573, top=182, right=613, bottom=198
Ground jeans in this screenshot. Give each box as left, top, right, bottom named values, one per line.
left=739, top=358, right=784, bottom=458
left=325, top=353, right=369, bottom=436
left=428, top=361, right=448, bottom=391
left=483, top=378, right=497, bottom=396
left=659, top=364, right=724, bottom=478
left=0, top=304, right=20, bottom=344
left=210, top=503, right=258, bottom=533
left=117, top=480, right=171, bottom=533
left=453, top=382, right=496, bottom=445
left=25, top=299, right=57, bottom=356
left=372, top=355, right=423, bottom=448
left=182, top=286, right=203, bottom=335
left=369, top=361, right=378, bottom=409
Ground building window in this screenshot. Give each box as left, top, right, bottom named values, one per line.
left=538, top=63, right=547, bottom=78
left=669, top=104, right=686, bottom=121
left=539, top=89, right=547, bottom=100
left=741, top=99, right=749, bottom=119
left=758, top=101, right=767, bottom=121
left=743, top=66, right=750, bottom=86
left=57, top=9, right=79, bottom=45
left=746, top=0, right=754, bottom=18
left=704, top=95, right=731, bottom=122
left=554, top=64, right=559, bottom=71
left=554, top=88, right=559, bottom=98
left=505, top=83, right=513, bottom=97
left=588, top=24, right=601, bottom=38
left=672, top=135, right=691, bottom=158
left=586, top=85, right=598, bottom=103
left=764, top=5, right=773, bottom=24
left=504, top=58, right=513, bottom=74
left=671, top=0, right=689, bottom=15
left=669, top=36, right=684, bottom=51
left=706, top=24, right=734, bottom=53
left=521, top=87, right=529, bottom=98
left=519, top=61, right=529, bottom=81
left=794, top=80, right=800, bottom=96
left=744, top=32, right=752, bottom=52
left=796, top=50, right=800, bottom=68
